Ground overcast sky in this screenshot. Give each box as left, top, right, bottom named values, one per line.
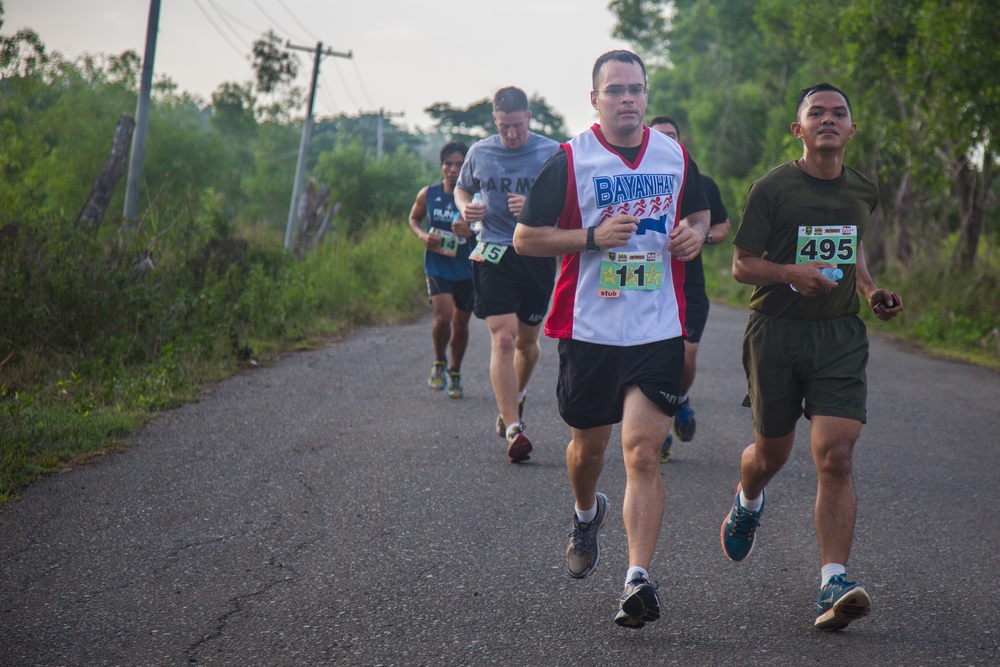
left=5, top=0, right=633, bottom=136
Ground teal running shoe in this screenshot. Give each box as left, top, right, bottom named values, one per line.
left=815, top=574, right=871, bottom=630
left=720, top=483, right=764, bottom=561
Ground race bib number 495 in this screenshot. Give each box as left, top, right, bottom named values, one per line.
left=795, top=225, right=857, bottom=264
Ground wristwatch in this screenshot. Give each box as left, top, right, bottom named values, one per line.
left=706, top=231, right=713, bottom=245
left=586, top=226, right=599, bottom=253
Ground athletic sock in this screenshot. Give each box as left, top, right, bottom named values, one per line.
left=821, top=563, right=847, bottom=588
left=518, top=388, right=527, bottom=401
left=740, top=488, right=763, bottom=512
left=625, top=566, right=649, bottom=585
left=575, top=496, right=598, bottom=524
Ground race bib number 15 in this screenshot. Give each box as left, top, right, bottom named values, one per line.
left=470, top=241, right=507, bottom=265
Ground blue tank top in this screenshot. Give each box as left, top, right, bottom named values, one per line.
left=424, top=182, right=473, bottom=281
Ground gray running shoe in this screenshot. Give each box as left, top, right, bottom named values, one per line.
left=427, top=360, right=446, bottom=391
left=614, top=574, right=660, bottom=629
left=445, top=369, right=463, bottom=399
left=566, top=492, right=608, bottom=578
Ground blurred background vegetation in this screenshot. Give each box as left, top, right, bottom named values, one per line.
left=1, top=0, right=997, bottom=502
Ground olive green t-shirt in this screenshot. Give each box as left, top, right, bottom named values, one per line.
left=734, top=161, right=879, bottom=320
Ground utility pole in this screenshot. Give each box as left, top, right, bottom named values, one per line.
left=374, top=108, right=404, bottom=160
left=122, top=0, right=161, bottom=229
left=283, top=41, right=352, bottom=252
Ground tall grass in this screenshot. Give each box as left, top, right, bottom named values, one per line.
left=0, top=216, right=427, bottom=503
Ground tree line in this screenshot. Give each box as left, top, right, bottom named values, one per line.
left=610, top=0, right=998, bottom=274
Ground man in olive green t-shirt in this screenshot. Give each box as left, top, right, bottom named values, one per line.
left=719, top=83, right=903, bottom=632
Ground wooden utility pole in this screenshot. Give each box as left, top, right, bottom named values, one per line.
left=77, top=114, right=135, bottom=231
left=374, top=108, right=404, bottom=160
left=283, top=41, right=352, bottom=252
left=122, top=0, right=161, bottom=230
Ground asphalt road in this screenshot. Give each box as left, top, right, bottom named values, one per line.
left=2, top=303, right=999, bottom=667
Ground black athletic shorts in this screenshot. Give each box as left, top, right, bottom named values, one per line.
left=683, top=283, right=710, bottom=344
left=426, top=275, right=475, bottom=313
left=557, top=337, right=685, bottom=430
left=742, top=311, right=869, bottom=438
left=472, top=247, right=556, bottom=326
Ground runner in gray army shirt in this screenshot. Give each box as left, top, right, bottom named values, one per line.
left=453, top=86, right=559, bottom=464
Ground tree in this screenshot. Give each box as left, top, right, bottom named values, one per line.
left=425, top=95, right=568, bottom=143
left=608, top=0, right=672, bottom=64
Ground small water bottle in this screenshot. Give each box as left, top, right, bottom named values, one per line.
left=452, top=210, right=467, bottom=244
left=469, top=192, right=483, bottom=234
left=791, top=267, right=843, bottom=292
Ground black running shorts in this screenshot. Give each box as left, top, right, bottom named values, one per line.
left=742, top=311, right=869, bottom=438
left=426, top=275, right=475, bottom=313
left=557, top=337, right=685, bottom=430
left=472, top=248, right=556, bottom=326
left=683, top=288, right=710, bottom=344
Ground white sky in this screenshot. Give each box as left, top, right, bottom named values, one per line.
left=4, top=0, right=632, bottom=136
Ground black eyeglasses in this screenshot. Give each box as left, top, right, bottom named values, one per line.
left=596, top=84, right=647, bottom=97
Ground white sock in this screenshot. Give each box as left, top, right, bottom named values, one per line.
left=625, top=566, right=649, bottom=585
left=505, top=422, right=522, bottom=439
left=575, top=496, right=598, bottom=524
left=821, top=563, right=846, bottom=588
left=739, top=489, right=763, bottom=512
left=518, top=388, right=527, bottom=401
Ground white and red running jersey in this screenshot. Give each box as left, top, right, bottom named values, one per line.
left=545, top=126, right=690, bottom=346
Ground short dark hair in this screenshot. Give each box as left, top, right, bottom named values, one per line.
left=796, top=82, right=852, bottom=117
left=439, top=141, right=468, bottom=164
left=648, top=115, right=679, bottom=135
left=493, top=87, right=529, bottom=114
left=592, top=50, right=646, bottom=89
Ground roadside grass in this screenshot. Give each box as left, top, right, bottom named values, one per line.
left=0, top=218, right=426, bottom=505
left=2, top=221, right=997, bottom=506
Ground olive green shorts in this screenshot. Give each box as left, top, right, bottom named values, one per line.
left=742, top=311, right=869, bottom=438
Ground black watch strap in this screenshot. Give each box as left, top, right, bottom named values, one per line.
left=586, top=226, right=599, bottom=253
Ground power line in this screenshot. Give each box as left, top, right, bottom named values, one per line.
left=276, top=0, right=321, bottom=43
left=318, top=71, right=339, bottom=116
left=191, top=0, right=248, bottom=57
left=204, top=0, right=262, bottom=38
left=350, top=58, right=375, bottom=109
left=250, top=0, right=301, bottom=42
left=331, top=58, right=361, bottom=110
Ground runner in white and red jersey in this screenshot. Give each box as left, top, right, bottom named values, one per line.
left=514, top=50, right=710, bottom=630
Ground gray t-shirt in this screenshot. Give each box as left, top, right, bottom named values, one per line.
left=456, top=132, right=559, bottom=245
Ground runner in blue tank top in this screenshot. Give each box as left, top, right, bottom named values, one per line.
left=408, top=141, right=475, bottom=399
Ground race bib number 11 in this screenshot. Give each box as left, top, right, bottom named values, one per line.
left=598, top=251, right=663, bottom=297
left=795, top=225, right=857, bottom=264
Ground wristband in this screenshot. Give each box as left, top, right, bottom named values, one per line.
left=586, top=226, right=599, bottom=253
